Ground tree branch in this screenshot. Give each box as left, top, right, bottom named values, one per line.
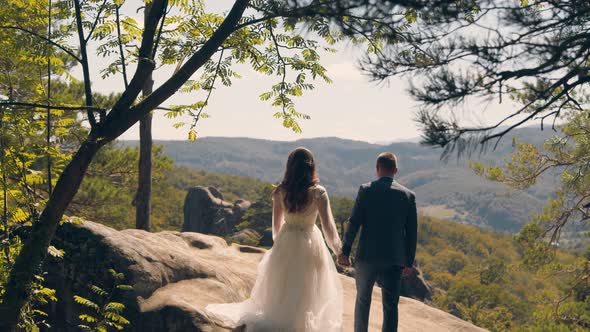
left=46, top=0, right=53, bottom=195
left=0, top=102, right=105, bottom=113
left=151, top=0, right=169, bottom=59
left=85, top=0, right=108, bottom=43
left=190, top=49, right=225, bottom=129
left=106, top=0, right=167, bottom=119
left=232, top=1, right=334, bottom=31
left=268, top=22, right=289, bottom=117
left=0, top=25, right=81, bottom=62
left=115, top=4, right=129, bottom=88
left=100, top=0, right=250, bottom=141
left=73, top=0, right=96, bottom=127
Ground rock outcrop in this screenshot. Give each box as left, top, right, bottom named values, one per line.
left=182, top=186, right=251, bottom=235
left=343, top=266, right=432, bottom=302
left=229, top=228, right=261, bottom=246
left=401, top=266, right=433, bottom=301
left=45, top=220, right=485, bottom=332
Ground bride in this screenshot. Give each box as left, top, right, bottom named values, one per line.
left=206, top=147, right=344, bottom=331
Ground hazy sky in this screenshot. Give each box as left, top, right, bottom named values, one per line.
left=83, top=1, right=523, bottom=143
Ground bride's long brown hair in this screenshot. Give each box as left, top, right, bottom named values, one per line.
left=276, top=147, right=320, bottom=213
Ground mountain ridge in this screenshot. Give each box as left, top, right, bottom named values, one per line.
left=118, top=127, right=555, bottom=232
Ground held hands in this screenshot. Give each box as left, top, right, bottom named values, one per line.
left=402, top=266, right=414, bottom=278
left=337, top=254, right=414, bottom=276
left=337, top=254, right=352, bottom=267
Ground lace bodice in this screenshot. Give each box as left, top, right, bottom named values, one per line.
left=272, top=185, right=342, bottom=255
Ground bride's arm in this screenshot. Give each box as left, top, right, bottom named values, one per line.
left=272, top=189, right=285, bottom=241
left=317, top=187, right=343, bottom=256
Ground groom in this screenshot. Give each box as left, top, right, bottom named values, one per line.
left=338, top=152, right=418, bottom=332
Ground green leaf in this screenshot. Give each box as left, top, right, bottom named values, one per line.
left=74, top=296, right=100, bottom=311
left=48, top=245, right=64, bottom=258
left=188, top=129, right=197, bottom=142
left=405, top=9, right=418, bottom=23
left=104, top=302, right=126, bottom=313
left=90, top=285, right=108, bottom=297
left=116, top=284, right=133, bottom=291
left=79, top=314, right=97, bottom=323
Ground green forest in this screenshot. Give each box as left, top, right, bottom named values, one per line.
left=35, top=142, right=589, bottom=331
left=65, top=153, right=590, bottom=331
left=2, top=127, right=589, bottom=330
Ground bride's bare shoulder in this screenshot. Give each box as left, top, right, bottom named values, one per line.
left=272, top=185, right=284, bottom=200
left=312, top=184, right=328, bottom=198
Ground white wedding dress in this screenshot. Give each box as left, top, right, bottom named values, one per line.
left=206, top=185, right=343, bottom=331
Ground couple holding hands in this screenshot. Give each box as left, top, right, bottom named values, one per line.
left=207, top=148, right=418, bottom=332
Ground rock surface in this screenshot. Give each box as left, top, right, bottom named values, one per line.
left=46, top=220, right=486, bottom=332
left=182, top=186, right=251, bottom=235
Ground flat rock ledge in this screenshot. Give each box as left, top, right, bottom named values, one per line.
left=45, top=220, right=486, bottom=332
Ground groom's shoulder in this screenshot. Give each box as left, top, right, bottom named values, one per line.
left=353, top=182, right=371, bottom=197
left=392, top=181, right=416, bottom=198
left=360, top=182, right=372, bottom=191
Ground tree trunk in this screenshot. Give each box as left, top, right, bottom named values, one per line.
left=0, top=140, right=101, bottom=331
left=134, top=1, right=155, bottom=231
left=0, top=1, right=249, bottom=328
left=135, top=73, right=154, bottom=231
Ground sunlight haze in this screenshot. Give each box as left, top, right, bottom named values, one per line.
left=83, top=0, right=524, bottom=143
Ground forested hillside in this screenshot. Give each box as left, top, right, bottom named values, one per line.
left=416, top=217, right=583, bottom=331
left=70, top=143, right=270, bottom=232
left=120, top=127, right=556, bottom=232
left=73, top=148, right=586, bottom=331
left=1, top=131, right=584, bottom=331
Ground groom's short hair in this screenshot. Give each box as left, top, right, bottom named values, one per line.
left=377, top=152, right=397, bottom=171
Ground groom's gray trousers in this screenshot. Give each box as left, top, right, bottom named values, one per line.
left=354, top=262, right=403, bottom=332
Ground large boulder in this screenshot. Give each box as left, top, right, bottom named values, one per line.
left=401, top=266, right=433, bottom=302
left=45, top=220, right=486, bottom=332
left=182, top=186, right=251, bottom=236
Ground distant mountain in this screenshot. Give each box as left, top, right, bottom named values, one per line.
left=119, top=127, right=558, bottom=232
left=373, top=137, right=421, bottom=145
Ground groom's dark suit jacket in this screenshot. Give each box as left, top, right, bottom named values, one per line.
left=342, top=177, right=417, bottom=267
